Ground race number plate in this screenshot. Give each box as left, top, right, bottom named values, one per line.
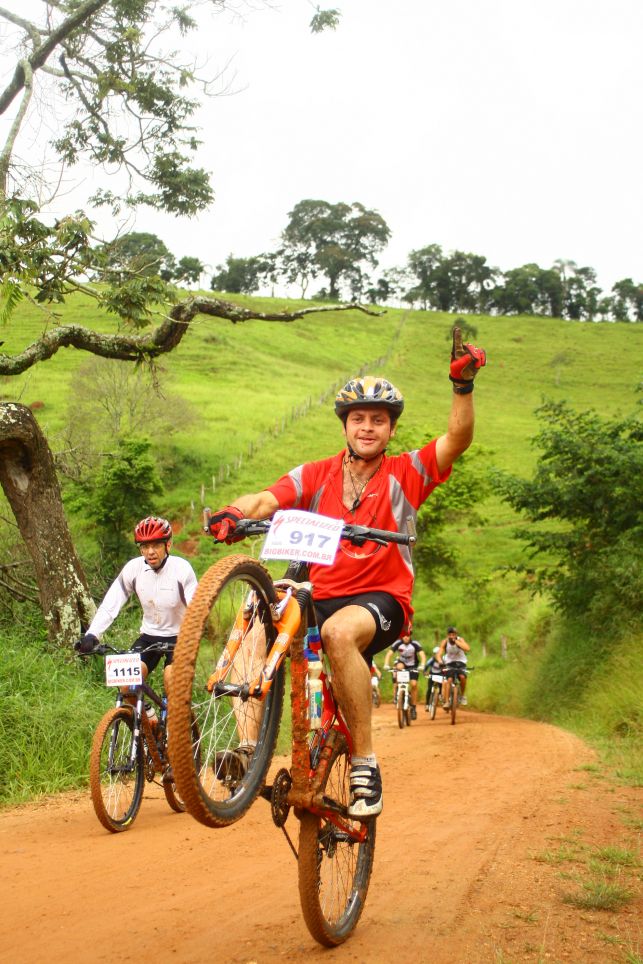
left=105, top=652, right=143, bottom=686
left=261, top=510, right=343, bottom=566
left=396, top=670, right=410, bottom=683
left=431, top=674, right=444, bottom=682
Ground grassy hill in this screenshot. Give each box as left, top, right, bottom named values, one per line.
left=1, top=293, right=640, bottom=802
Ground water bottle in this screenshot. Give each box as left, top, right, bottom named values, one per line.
left=145, top=702, right=158, bottom=729
left=305, top=629, right=323, bottom=730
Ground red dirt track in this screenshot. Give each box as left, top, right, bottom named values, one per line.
left=1, top=707, right=640, bottom=963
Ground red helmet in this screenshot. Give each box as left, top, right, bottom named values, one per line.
left=134, top=516, right=172, bottom=544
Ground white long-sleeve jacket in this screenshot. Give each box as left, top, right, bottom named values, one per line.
left=86, top=555, right=198, bottom=639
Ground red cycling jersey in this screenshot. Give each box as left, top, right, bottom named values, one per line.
left=267, top=439, right=451, bottom=627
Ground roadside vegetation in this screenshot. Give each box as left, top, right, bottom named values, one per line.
left=0, top=293, right=641, bottom=805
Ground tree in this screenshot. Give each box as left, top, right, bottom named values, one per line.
left=97, top=232, right=175, bottom=279
left=173, top=256, right=206, bottom=287
left=611, top=278, right=643, bottom=322
left=0, top=405, right=96, bottom=641
left=69, top=436, right=164, bottom=564
left=211, top=255, right=263, bottom=295
left=0, top=2, right=364, bottom=646
left=494, top=263, right=563, bottom=317
left=492, top=400, right=643, bottom=631
left=279, top=200, right=391, bottom=301
left=403, top=245, right=498, bottom=313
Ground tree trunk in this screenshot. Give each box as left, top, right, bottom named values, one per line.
left=0, top=403, right=95, bottom=647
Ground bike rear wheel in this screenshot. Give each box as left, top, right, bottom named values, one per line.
left=298, top=737, right=376, bottom=946
left=169, top=556, right=285, bottom=828
left=90, top=706, right=144, bottom=833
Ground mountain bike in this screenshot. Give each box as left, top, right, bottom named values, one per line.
left=424, top=668, right=444, bottom=720
left=86, top=641, right=196, bottom=832
left=388, top=666, right=412, bottom=728
left=442, top=663, right=471, bottom=726
left=168, top=515, right=415, bottom=946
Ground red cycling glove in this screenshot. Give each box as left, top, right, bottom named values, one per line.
left=449, top=327, right=487, bottom=394
left=206, top=505, right=245, bottom=544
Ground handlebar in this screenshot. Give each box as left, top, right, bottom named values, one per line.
left=77, top=641, right=175, bottom=658
left=208, top=515, right=416, bottom=548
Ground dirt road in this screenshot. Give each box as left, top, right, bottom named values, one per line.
left=1, top=708, right=640, bottom=964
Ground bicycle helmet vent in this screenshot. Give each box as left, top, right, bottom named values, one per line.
left=134, top=516, right=172, bottom=543
left=335, top=376, right=404, bottom=421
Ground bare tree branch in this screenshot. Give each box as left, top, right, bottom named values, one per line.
left=0, top=298, right=385, bottom=375
left=0, top=0, right=109, bottom=115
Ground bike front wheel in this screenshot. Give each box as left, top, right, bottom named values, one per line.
left=169, top=556, right=285, bottom=828
left=450, top=684, right=458, bottom=725
left=429, top=684, right=439, bottom=720
left=397, top=692, right=405, bottom=729
left=298, top=737, right=376, bottom=946
left=162, top=715, right=200, bottom=813
left=90, top=707, right=144, bottom=833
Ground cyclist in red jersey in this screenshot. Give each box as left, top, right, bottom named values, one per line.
left=206, top=328, right=485, bottom=818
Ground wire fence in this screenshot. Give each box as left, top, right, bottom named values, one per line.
left=192, top=310, right=409, bottom=511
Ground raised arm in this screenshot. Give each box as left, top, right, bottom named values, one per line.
left=435, top=327, right=486, bottom=475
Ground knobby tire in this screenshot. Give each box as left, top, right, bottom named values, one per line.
left=89, top=706, right=144, bottom=833
left=429, top=684, right=439, bottom=720
left=397, top=690, right=405, bottom=729
left=168, top=556, right=285, bottom=829
left=298, top=736, right=376, bottom=946
left=450, top=681, right=458, bottom=726
left=163, top=715, right=200, bottom=813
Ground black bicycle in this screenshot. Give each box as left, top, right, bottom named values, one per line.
left=442, top=663, right=472, bottom=726
left=424, top=666, right=445, bottom=720
left=86, top=641, right=197, bottom=832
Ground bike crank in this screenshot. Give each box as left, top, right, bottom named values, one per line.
left=270, top=768, right=298, bottom=860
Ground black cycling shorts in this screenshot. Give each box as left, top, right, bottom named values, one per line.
left=443, top=660, right=467, bottom=676
left=132, top=633, right=177, bottom=673
left=314, top=591, right=404, bottom=663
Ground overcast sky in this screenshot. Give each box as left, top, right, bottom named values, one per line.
left=7, top=0, right=643, bottom=294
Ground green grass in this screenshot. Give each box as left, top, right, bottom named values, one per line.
left=562, top=879, right=635, bottom=912
left=1, top=291, right=642, bottom=803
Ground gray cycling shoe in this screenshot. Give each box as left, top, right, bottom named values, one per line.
left=348, top=763, right=383, bottom=819
left=213, top=746, right=254, bottom=788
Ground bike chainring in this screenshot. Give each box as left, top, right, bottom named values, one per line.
left=270, top=768, right=292, bottom=827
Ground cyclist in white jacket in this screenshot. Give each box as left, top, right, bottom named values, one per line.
left=76, top=516, right=198, bottom=694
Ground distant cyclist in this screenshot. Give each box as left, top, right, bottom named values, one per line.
left=75, top=516, right=198, bottom=697
left=384, top=633, right=426, bottom=719
left=437, top=626, right=471, bottom=708
left=424, top=645, right=443, bottom=711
